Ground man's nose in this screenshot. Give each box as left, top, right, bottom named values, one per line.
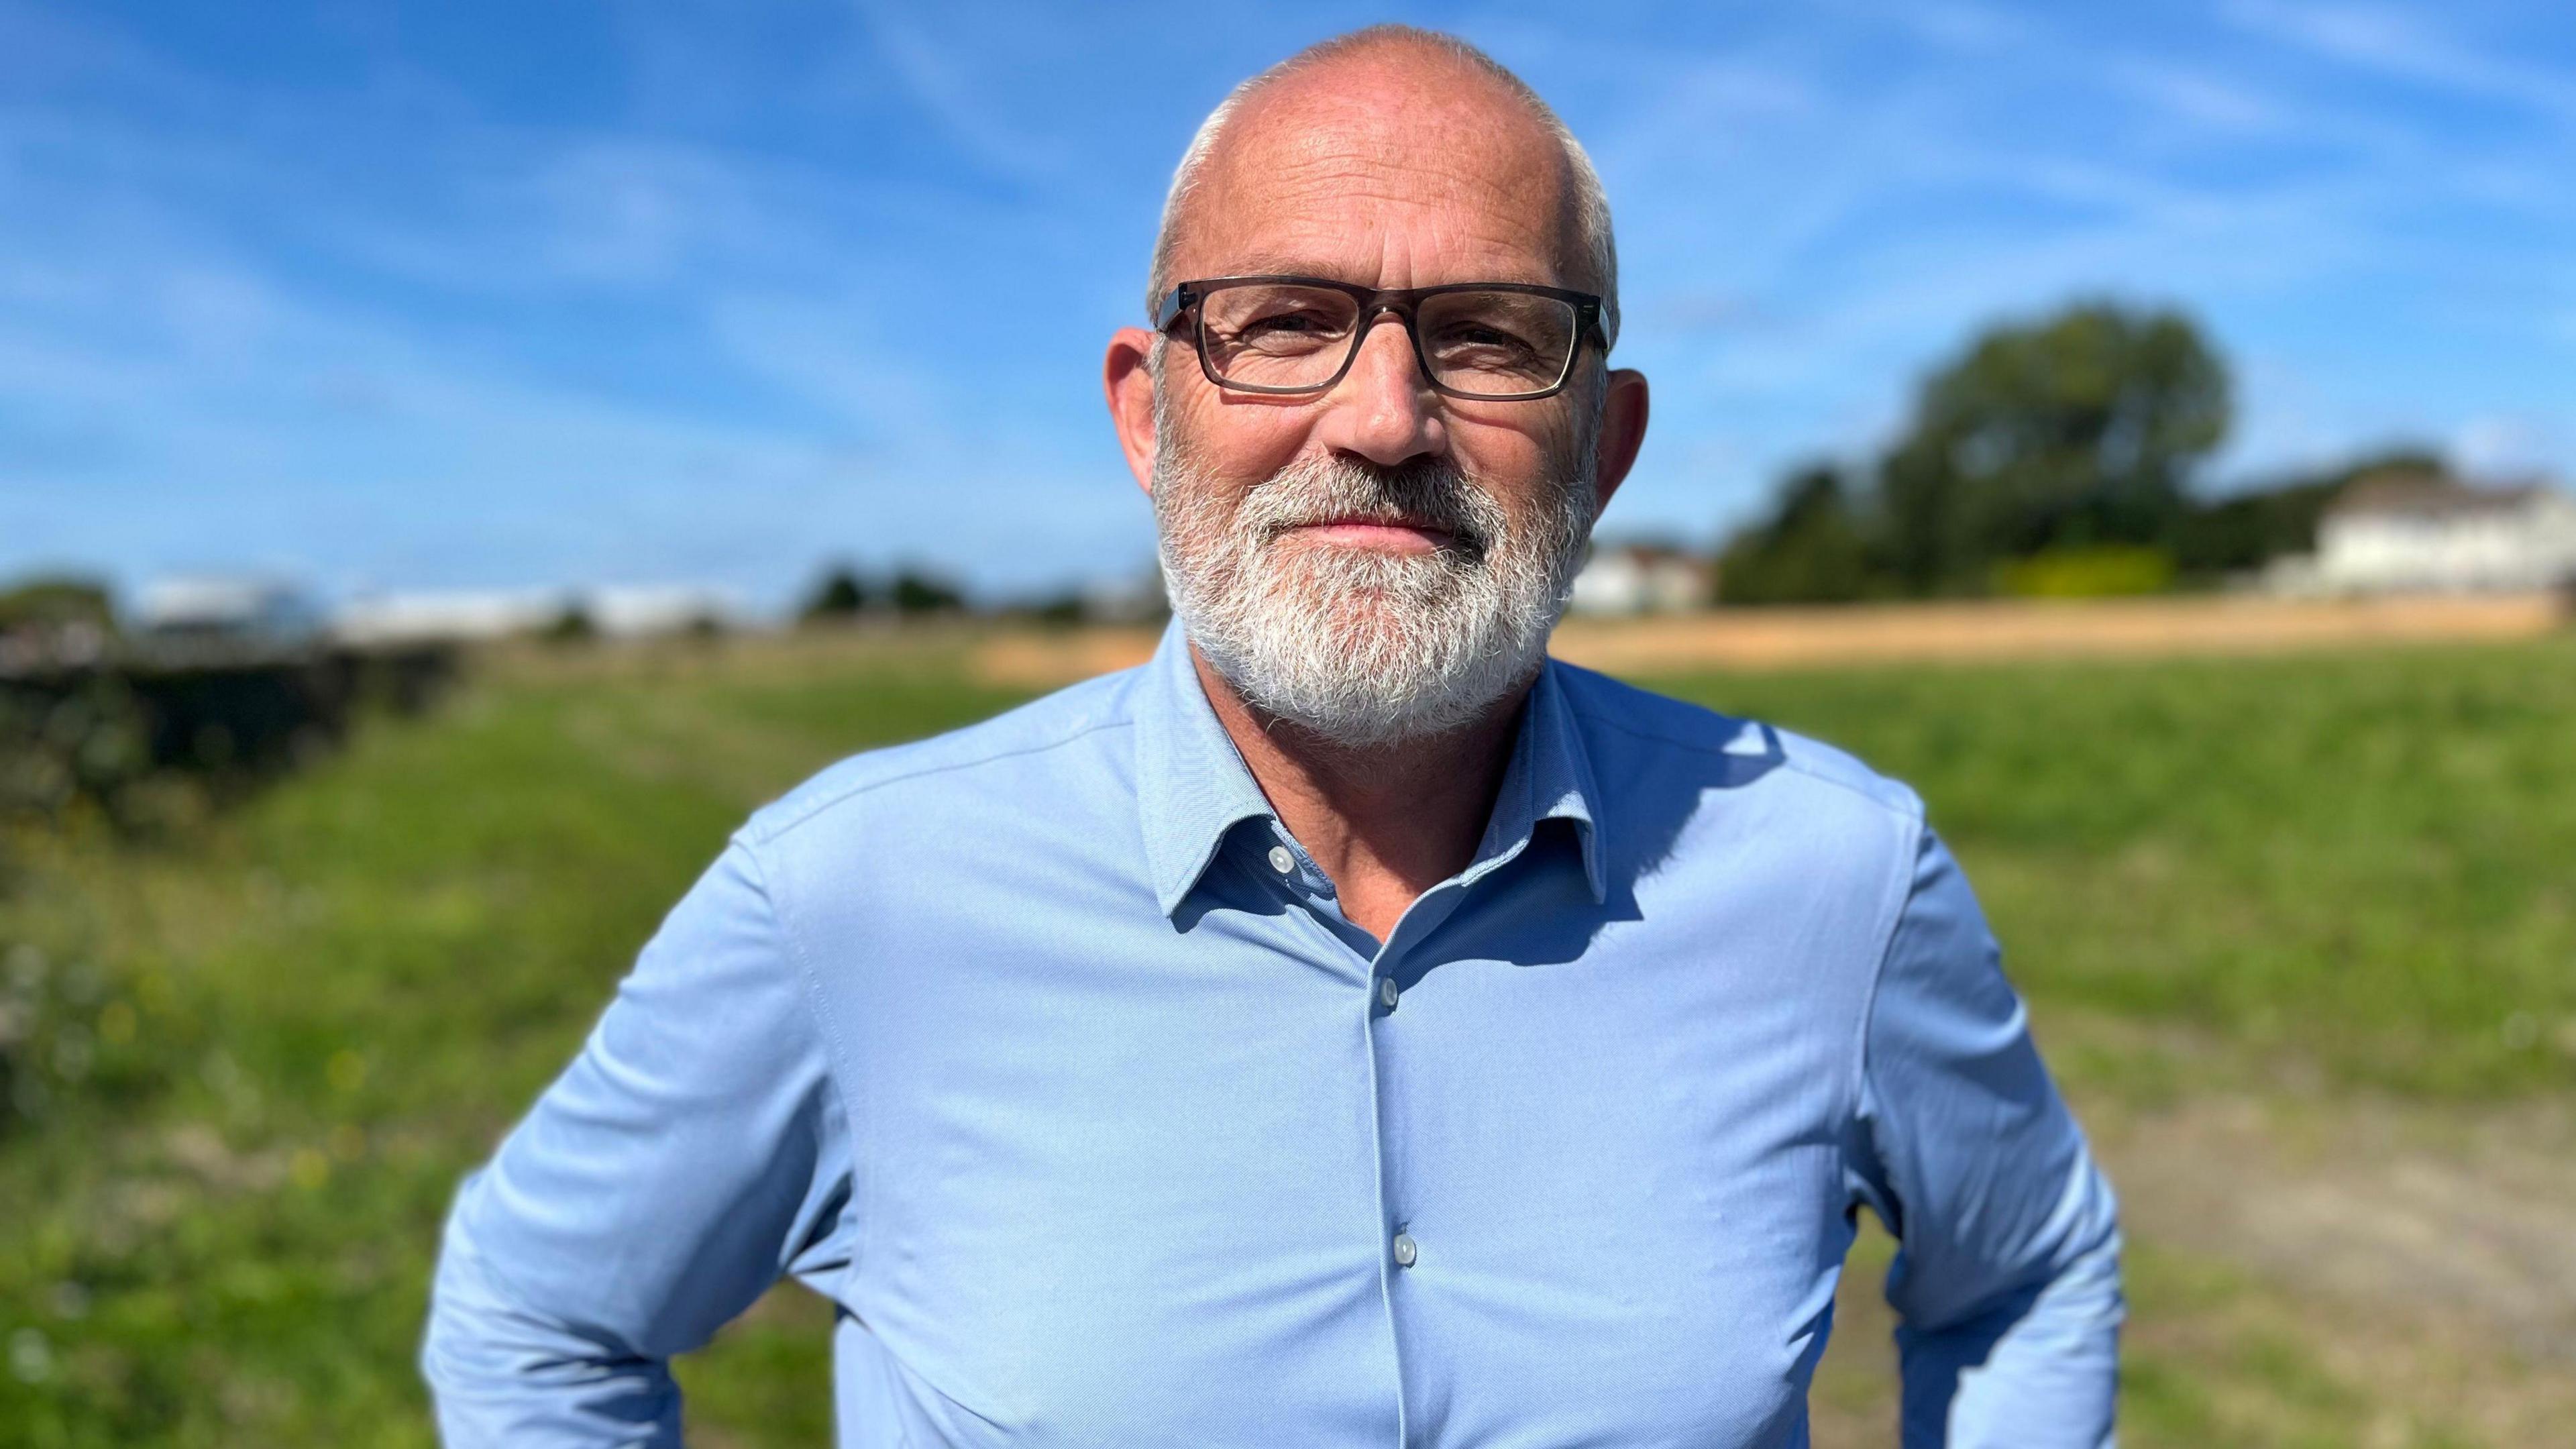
left=1312, top=311, right=1445, bottom=466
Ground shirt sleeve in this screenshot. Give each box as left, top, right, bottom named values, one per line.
left=421, top=838, right=851, bottom=1448
left=1845, top=825, right=2123, bottom=1449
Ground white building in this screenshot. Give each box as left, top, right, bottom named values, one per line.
left=333, top=589, right=564, bottom=645
left=134, top=577, right=325, bottom=645
left=585, top=585, right=749, bottom=638
left=1567, top=543, right=1712, bottom=616
left=333, top=585, right=751, bottom=645
left=2294, top=474, right=2576, bottom=595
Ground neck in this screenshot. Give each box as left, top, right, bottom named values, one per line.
left=1189, top=644, right=1530, bottom=943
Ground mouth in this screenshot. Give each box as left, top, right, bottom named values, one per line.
left=1272, top=514, right=1468, bottom=557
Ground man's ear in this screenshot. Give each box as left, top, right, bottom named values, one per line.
left=1104, top=327, right=1162, bottom=495
left=1589, top=368, right=1650, bottom=517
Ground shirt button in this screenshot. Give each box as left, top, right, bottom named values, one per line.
left=1267, top=845, right=1295, bottom=874
left=1379, top=977, right=1400, bottom=1009
left=1391, top=1232, right=1418, bottom=1269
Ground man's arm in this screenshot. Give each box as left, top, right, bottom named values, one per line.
left=1846, top=826, right=2123, bottom=1448
left=421, top=839, right=850, bottom=1447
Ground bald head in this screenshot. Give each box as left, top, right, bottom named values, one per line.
left=1146, top=27, right=1617, bottom=343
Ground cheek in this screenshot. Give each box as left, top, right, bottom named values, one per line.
left=1169, top=388, right=1314, bottom=484
left=1448, top=413, right=1576, bottom=517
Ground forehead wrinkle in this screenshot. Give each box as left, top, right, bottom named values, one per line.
left=1169, top=50, right=1582, bottom=290
left=1182, top=201, right=1562, bottom=292
left=1182, top=206, right=1558, bottom=293
left=1248, top=80, right=1566, bottom=217
left=1227, top=153, right=1553, bottom=254
left=1183, top=143, right=1571, bottom=288
left=1265, top=142, right=1560, bottom=229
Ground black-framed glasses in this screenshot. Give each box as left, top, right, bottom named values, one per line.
left=1152, top=275, right=1612, bottom=401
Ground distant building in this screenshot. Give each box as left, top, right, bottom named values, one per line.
left=334, top=590, right=564, bottom=645
left=585, top=585, right=748, bottom=638
left=2271, top=473, right=2576, bottom=596
left=334, top=584, right=750, bottom=645
left=1567, top=543, right=1712, bottom=616
left=133, top=577, right=325, bottom=646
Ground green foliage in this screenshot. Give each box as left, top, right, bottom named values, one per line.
left=1714, top=313, right=2443, bottom=602
left=0, top=678, right=154, bottom=824
left=2, top=653, right=453, bottom=839
left=1030, top=593, right=1089, bottom=625
left=0, top=578, right=116, bottom=633
left=799, top=565, right=969, bottom=621
left=539, top=604, right=596, bottom=644
left=1994, top=545, right=2178, bottom=598
left=888, top=568, right=966, bottom=615
left=1715, top=466, right=1880, bottom=604
left=2170, top=480, right=2341, bottom=578
left=1715, top=300, right=2278, bottom=602
left=2171, top=447, right=2447, bottom=579
left=799, top=564, right=871, bottom=621
left=1880, top=300, right=2228, bottom=591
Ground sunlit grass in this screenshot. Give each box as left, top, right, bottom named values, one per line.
left=1646, top=637, right=2576, bottom=1099
left=0, top=639, right=1022, bottom=1446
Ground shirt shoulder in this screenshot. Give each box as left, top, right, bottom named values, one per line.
left=1552, top=660, right=1926, bottom=828
left=739, top=664, right=1145, bottom=851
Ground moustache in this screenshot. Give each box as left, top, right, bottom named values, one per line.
left=1238, top=455, right=1497, bottom=557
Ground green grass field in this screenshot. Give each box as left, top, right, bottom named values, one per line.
left=3, top=629, right=2571, bottom=1446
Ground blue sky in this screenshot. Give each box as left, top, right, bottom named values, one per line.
left=3, top=1, right=2570, bottom=609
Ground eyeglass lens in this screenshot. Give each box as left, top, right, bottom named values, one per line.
left=1196, top=284, right=1578, bottom=396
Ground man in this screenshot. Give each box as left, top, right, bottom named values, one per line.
left=423, top=25, right=2121, bottom=1448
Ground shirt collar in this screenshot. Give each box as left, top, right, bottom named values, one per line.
left=1132, top=618, right=1609, bottom=917
left=1485, top=654, right=1609, bottom=905
left=1133, top=619, right=1280, bottom=918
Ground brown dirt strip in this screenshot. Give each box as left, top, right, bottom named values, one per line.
left=1550, top=592, right=2567, bottom=674
left=971, top=592, right=2569, bottom=688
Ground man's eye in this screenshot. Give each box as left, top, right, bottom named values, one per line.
left=1431, top=322, right=1538, bottom=358
left=1240, top=310, right=1336, bottom=339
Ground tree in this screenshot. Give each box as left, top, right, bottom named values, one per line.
left=539, top=602, right=596, bottom=645
left=0, top=576, right=116, bottom=633
left=1716, top=465, right=1879, bottom=604
left=799, top=564, right=872, bottom=623
left=1878, top=301, right=2230, bottom=593
left=888, top=568, right=965, bottom=616
left=2173, top=445, right=2445, bottom=578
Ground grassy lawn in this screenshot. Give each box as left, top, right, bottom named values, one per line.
left=1649, top=641, right=2576, bottom=1101
left=1, top=629, right=2570, bottom=1445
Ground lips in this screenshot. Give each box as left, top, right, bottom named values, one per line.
left=1270, top=513, right=1477, bottom=553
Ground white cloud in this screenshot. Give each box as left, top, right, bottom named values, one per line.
left=850, top=0, right=1081, bottom=188
left=2110, top=58, right=2288, bottom=133
left=2222, top=0, right=2576, bottom=124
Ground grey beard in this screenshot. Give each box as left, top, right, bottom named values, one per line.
left=1152, top=433, right=1597, bottom=749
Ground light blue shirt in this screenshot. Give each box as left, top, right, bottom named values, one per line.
left=423, top=620, right=2121, bottom=1447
